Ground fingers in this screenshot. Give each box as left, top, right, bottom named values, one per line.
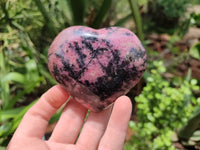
left=76, top=105, right=112, bottom=150
left=98, top=96, right=132, bottom=150
left=49, top=98, right=88, bottom=144
left=14, top=85, right=70, bottom=139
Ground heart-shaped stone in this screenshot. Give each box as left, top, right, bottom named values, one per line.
left=48, top=26, right=146, bottom=112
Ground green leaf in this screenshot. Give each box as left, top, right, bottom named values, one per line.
left=178, top=107, right=200, bottom=141
left=190, top=133, right=200, bottom=141
left=189, top=42, right=200, bottom=60
left=0, top=146, right=6, bottom=150
left=193, top=130, right=200, bottom=137
left=25, top=59, right=41, bottom=84
left=2, top=72, right=25, bottom=84
left=1, top=107, right=23, bottom=121
left=6, top=77, right=43, bottom=109
left=25, top=59, right=37, bottom=72
left=186, top=68, right=192, bottom=82
left=38, top=64, right=57, bottom=85
left=69, top=0, right=85, bottom=25
left=49, top=111, right=62, bottom=124
left=0, top=123, right=11, bottom=137
left=190, top=128, right=200, bottom=141
left=114, top=13, right=132, bottom=26
left=0, top=50, right=10, bottom=109
left=9, top=100, right=37, bottom=134
left=57, top=0, right=72, bottom=26
left=33, top=0, right=57, bottom=36
left=127, top=0, right=144, bottom=41
left=91, top=0, right=112, bottom=28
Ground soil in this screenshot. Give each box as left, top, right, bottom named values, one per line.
left=147, top=27, right=200, bottom=80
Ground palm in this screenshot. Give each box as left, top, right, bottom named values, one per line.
left=8, top=85, right=132, bottom=150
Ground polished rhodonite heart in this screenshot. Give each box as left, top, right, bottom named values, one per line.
left=48, top=26, right=146, bottom=112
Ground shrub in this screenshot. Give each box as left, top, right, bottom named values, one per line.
left=125, top=61, right=199, bottom=150
left=144, top=0, right=190, bottom=35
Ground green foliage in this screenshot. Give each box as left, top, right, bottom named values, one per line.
left=69, top=0, right=85, bottom=25
left=191, top=13, right=200, bottom=27
left=0, top=0, right=56, bottom=146
left=144, top=0, right=190, bottom=35
left=178, top=105, right=200, bottom=141
left=152, top=0, right=189, bottom=19
left=0, top=100, right=37, bottom=144
left=189, top=41, right=200, bottom=60
left=125, top=61, right=200, bottom=150
left=191, top=0, right=200, bottom=4
left=128, top=0, right=144, bottom=41
left=0, top=0, right=144, bottom=147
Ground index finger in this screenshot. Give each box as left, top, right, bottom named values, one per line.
left=13, top=85, right=70, bottom=139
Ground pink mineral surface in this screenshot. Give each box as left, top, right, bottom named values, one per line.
left=48, top=26, right=146, bottom=112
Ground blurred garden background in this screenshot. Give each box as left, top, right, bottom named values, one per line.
left=0, top=0, right=200, bottom=149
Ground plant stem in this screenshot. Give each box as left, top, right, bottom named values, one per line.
left=178, top=107, right=200, bottom=141
left=91, top=0, right=112, bottom=29
left=0, top=49, right=10, bottom=109
left=33, top=0, right=57, bottom=36
left=69, top=0, right=85, bottom=25
left=128, top=0, right=144, bottom=41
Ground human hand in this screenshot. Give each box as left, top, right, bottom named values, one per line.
left=7, top=85, right=132, bottom=150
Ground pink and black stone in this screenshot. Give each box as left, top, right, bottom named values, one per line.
left=48, top=26, right=146, bottom=112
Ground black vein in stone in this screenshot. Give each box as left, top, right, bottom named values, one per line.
left=55, top=52, right=81, bottom=80
left=74, top=41, right=86, bottom=68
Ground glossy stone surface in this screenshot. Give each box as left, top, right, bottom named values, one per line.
left=48, top=26, right=146, bottom=112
